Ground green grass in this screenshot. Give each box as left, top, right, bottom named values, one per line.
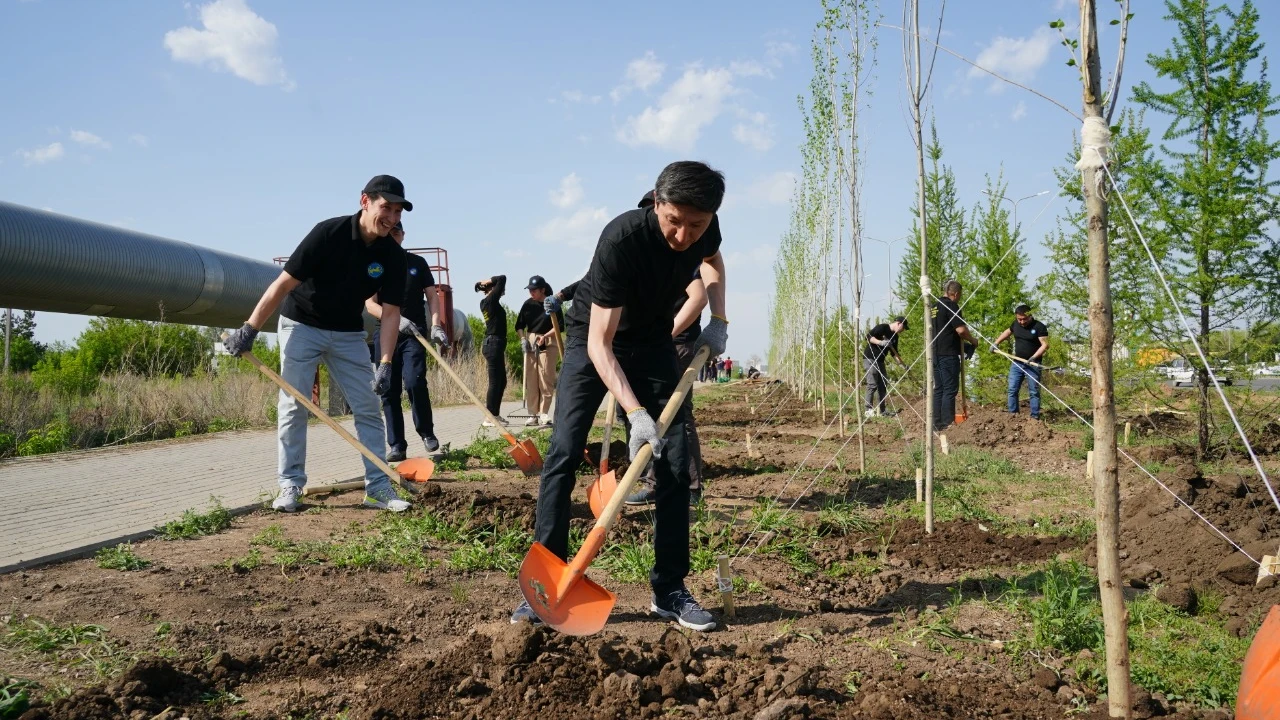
left=1, top=677, right=33, bottom=720
left=816, top=500, right=876, bottom=536
left=447, top=526, right=529, bottom=576
left=1, top=615, right=131, bottom=680
left=219, top=548, right=263, bottom=573
left=94, top=543, right=150, bottom=571
left=599, top=541, right=656, bottom=583
left=463, top=436, right=516, bottom=469
left=155, top=496, right=232, bottom=540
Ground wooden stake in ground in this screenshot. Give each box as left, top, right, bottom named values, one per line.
left=716, top=555, right=736, bottom=619
left=1079, top=0, right=1132, bottom=714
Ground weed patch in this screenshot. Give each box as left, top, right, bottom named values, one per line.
left=155, top=497, right=232, bottom=540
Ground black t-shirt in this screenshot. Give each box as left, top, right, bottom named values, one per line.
left=565, top=208, right=723, bottom=349
left=931, top=297, right=966, bottom=356
left=281, top=212, right=406, bottom=332
left=372, top=250, right=435, bottom=335
left=1010, top=318, right=1049, bottom=359
left=515, top=297, right=563, bottom=337
left=864, top=323, right=899, bottom=362
left=558, top=279, right=581, bottom=301
left=672, top=267, right=703, bottom=346
left=480, top=275, right=507, bottom=338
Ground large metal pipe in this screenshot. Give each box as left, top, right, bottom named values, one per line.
left=0, top=201, right=281, bottom=331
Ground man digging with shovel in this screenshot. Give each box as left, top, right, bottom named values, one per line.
left=510, top=161, right=729, bottom=632
left=222, top=175, right=414, bottom=514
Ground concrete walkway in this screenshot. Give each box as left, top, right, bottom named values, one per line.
left=0, top=401, right=527, bottom=573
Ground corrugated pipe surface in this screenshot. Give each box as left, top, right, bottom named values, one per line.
left=0, top=201, right=281, bottom=331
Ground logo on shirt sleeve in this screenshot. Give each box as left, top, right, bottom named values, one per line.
left=409, top=267, right=418, bottom=276
left=367, top=262, right=384, bottom=278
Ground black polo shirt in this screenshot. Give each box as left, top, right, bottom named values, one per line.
left=1010, top=318, right=1049, bottom=359
left=281, top=212, right=406, bottom=332
left=565, top=208, right=722, bottom=349
left=515, top=297, right=563, bottom=337
left=672, top=267, right=703, bottom=346
left=372, top=250, right=435, bottom=335
left=864, top=323, right=899, bottom=363
left=480, top=275, right=507, bottom=338
left=931, top=297, right=966, bottom=356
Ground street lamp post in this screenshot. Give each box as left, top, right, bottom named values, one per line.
left=982, top=189, right=1050, bottom=240
left=865, top=235, right=908, bottom=315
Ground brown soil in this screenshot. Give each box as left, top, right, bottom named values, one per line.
left=3, top=382, right=1271, bottom=719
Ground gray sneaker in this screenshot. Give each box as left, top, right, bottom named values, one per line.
left=651, top=587, right=716, bottom=632
left=510, top=599, right=543, bottom=625
left=624, top=485, right=656, bottom=506
left=363, top=486, right=411, bottom=513
left=272, top=486, right=302, bottom=513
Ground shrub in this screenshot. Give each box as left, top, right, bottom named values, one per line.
left=31, top=348, right=100, bottom=397
left=75, top=317, right=211, bottom=377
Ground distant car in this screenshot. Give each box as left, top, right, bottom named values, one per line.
left=1171, top=367, right=1234, bottom=386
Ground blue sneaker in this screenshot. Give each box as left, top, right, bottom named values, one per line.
left=651, top=587, right=716, bottom=632
left=510, top=599, right=543, bottom=625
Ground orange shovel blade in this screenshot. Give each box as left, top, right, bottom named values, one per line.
left=518, top=541, right=616, bottom=636
left=508, top=439, right=543, bottom=476
left=587, top=469, right=618, bottom=519
left=395, top=457, right=435, bottom=482
left=1238, top=604, right=1280, bottom=720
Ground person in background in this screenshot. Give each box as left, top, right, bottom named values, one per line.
left=476, top=275, right=508, bottom=426
left=993, top=303, right=1050, bottom=420
left=515, top=274, right=563, bottom=426
left=364, top=221, right=448, bottom=461
left=931, top=280, right=977, bottom=433
left=863, top=316, right=908, bottom=418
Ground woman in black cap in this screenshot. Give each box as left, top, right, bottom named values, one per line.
left=475, top=274, right=508, bottom=425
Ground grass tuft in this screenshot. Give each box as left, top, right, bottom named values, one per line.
left=155, top=496, right=232, bottom=540
left=94, top=543, right=150, bottom=571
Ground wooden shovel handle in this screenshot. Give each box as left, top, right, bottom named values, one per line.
left=600, top=393, right=616, bottom=474
left=959, top=362, right=967, bottom=414
left=588, top=346, right=710, bottom=537
left=990, top=346, right=1047, bottom=369
left=235, top=344, right=403, bottom=486
left=549, top=312, right=566, bottom=357
left=410, top=330, right=519, bottom=445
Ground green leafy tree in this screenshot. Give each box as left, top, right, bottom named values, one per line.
left=75, top=318, right=211, bottom=377
left=6, top=310, right=46, bottom=372
left=1131, top=0, right=1280, bottom=457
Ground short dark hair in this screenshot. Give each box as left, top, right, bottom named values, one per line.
left=1014, top=303, right=1031, bottom=314
left=653, top=161, right=726, bottom=213
left=944, top=280, right=963, bottom=296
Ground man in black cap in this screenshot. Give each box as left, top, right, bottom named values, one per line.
left=864, top=316, right=908, bottom=418
left=511, top=161, right=729, bottom=632
left=364, top=221, right=449, bottom=460
left=994, top=303, right=1050, bottom=420
left=515, top=274, right=563, bottom=426
left=931, top=280, right=977, bottom=433
left=222, top=175, right=414, bottom=514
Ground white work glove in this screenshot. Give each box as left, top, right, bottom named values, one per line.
left=543, top=296, right=562, bottom=315
left=626, top=408, right=664, bottom=461
left=398, top=315, right=421, bottom=337
left=223, top=323, right=258, bottom=357
left=430, top=325, right=448, bottom=345
left=520, top=337, right=533, bottom=354
left=694, top=316, right=728, bottom=359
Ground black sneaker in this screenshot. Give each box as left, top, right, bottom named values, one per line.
left=423, top=435, right=440, bottom=454
left=510, top=599, right=543, bottom=625
left=624, top=486, right=656, bottom=506
left=690, top=488, right=703, bottom=506
left=651, top=587, right=716, bottom=632
left=386, top=447, right=407, bottom=463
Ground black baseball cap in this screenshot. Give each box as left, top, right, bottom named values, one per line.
left=362, top=174, right=413, bottom=212
left=894, top=315, right=908, bottom=330
left=525, top=275, right=550, bottom=291
left=638, top=190, right=655, bottom=208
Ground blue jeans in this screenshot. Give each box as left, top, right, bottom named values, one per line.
left=276, top=316, right=391, bottom=494
left=1007, top=361, right=1042, bottom=418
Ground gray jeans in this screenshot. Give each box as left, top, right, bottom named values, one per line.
left=864, top=357, right=889, bottom=412
left=276, top=316, right=391, bottom=494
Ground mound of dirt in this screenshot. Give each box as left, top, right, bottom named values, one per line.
left=943, top=409, right=1061, bottom=450
left=893, top=520, right=1079, bottom=572
left=18, top=658, right=208, bottom=720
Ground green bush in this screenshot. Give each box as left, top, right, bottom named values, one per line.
left=75, top=317, right=211, bottom=377
left=31, top=348, right=100, bottom=397
left=15, top=419, right=71, bottom=456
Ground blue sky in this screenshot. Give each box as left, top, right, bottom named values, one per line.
left=2, top=0, right=1275, bottom=364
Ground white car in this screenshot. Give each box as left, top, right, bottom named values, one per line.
left=1171, top=367, right=1234, bottom=386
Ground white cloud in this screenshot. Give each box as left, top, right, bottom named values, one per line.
left=616, top=66, right=736, bottom=152
left=765, top=40, right=797, bottom=67
left=1011, top=100, right=1028, bottom=121
left=744, top=171, right=796, bottom=206
left=731, top=110, right=774, bottom=151
left=535, top=206, right=610, bottom=249
left=729, top=60, right=769, bottom=78
left=559, top=89, right=601, bottom=104
left=17, top=142, right=64, bottom=166
left=967, top=27, right=1054, bottom=92
left=129, top=133, right=149, bottom=147
left=503, top=249, right=530, bottom=259
left=69, top=129, right=110, bottom=150
left=611, top=50, right=665, bottom=102
left=163, top=0, right=294, bottom=90
left=549, top=172, right=584, bottom=209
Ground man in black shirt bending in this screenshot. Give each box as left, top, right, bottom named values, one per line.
left=864, top=316, right=908, bottom=418
left=930, top=280, right=977, bottom=433
left=511, top=161, right=729, bottom=632
left=365, top=221, right=449, bottom=461
left=993, top=303, right=1050, bottom=420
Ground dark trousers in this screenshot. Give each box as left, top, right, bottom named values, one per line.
left=379, top=334, right=434, bottom=451
left=639, top=342, right=703, bottom=491
left=933, top=354, right=961, bottom=431
left=864, top=358, right=888, bottom=413
left=482, top=335, right=507, bottom=416
left=534, top=336, right=690, bottom=593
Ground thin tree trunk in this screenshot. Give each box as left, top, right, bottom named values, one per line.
left=1080, top=0, right=1132, bottom=715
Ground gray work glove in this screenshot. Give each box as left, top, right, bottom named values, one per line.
left=398, top=315, right=421, bottom=337
left=626, top=408, right=664, bottom=461
left=543, top=296, right=561, bottom=315
left=373, top=362, right=393, bottom=395
left=520, top=337, right=533, bottom=354
left=223, top=322, right=258, bottom=357
left=430, top=325, right=448, bottom=345
left=694, top=316, right=728, bottom=359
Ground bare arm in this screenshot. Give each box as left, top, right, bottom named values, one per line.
left=365, top=295, right=384, bottom=320
left=377, top=305, right=400, bottom=363
left=247, top=271, right=302, bottom=330
left=700, top=252, right=726, bottom=320
left=588, top=304, right=642, bottom=414
left=955, top=324, right=975, bottom=345
left=426, top=288, right=441, bottom=327
left=993, top=329, right=1012, bottom=346
left=1031, top=336, right=1050, bottom=362
left=672, top=277, right=708, bottom=338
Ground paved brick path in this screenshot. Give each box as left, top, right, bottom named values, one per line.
left=0, top=401, right=526, bottom=573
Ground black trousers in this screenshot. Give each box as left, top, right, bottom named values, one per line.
left=379, top=334, right=434, bottom=451
left=933, top=354, right=961, bottom=432
left=534, top=336, right=690, bottom=593
left=637, top=341, right=703, bottom=492
left=482, top=335, right=507, bottom=416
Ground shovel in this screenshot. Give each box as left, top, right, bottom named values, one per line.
left=548, top=310, right=566, bottom=358
left=955, top=361, right=969, bottom=424
left=229, top=340, right=430, bottom=487
left=586, top=394, right=618, bottom=518
left=518, top=345, right=709, bottom=636
left=408, top=327, right=543, bottom=476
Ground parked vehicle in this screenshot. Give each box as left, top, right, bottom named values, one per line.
left=1171, top=366, right=1234, bottom=386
